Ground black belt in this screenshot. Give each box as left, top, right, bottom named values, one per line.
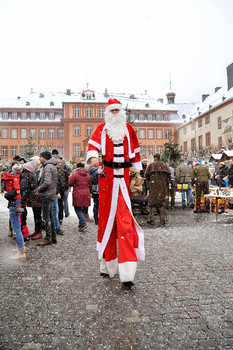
left=114, top=143, right=123, bottom=147
left=114, top=175, right=124, bottom=178
left=103, top=159, right=132, bottom=169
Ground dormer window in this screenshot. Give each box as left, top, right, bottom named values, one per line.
left=82, top=90, right=95, bottom=100
left=26, top=101, right=30, bottom=106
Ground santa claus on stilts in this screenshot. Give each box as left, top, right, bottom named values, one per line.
left=86, top=98, right=145, bottom=288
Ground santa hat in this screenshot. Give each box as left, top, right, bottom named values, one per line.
left=106, top=98, right=123, bottom=112
left=142, top=156, right=147, bottom=162
left=23, top=161, right=36, bottom=173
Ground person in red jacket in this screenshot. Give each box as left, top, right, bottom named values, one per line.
left=68, top=162, right=91, bottom=231
left=2, top=163, right=24, bottom=213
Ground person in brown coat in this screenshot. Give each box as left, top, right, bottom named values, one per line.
left=145, top=153, right=171, bottom=226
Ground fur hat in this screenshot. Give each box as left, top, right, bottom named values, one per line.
left=23, top=161, right=36, bottom=173
left=40, top=151, right=51, bottom=160
left=12, top=163, right=23, bottom=174
left=106, top=98, right=123, bottom=112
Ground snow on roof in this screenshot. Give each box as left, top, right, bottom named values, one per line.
left=0, top=90, right=180, bottom=116
left=223, top=150, right=233, bottom=157
left=211, top=154, right=223, bottom=160
left=186, top=85, right=233, bottom=122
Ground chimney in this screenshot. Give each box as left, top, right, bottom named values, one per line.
left=66, top=89, right=71, bottom=95
left=17, top=96, right=20, bottom=100
left=104, top=88, right=109, bottom=98
left=215, top=87, right=221, bottom=93
left=157, top=98, right=164, bottom=103
left=202, top=94, right=209, bottom=102
left=227, top=62, right=233, bottom=91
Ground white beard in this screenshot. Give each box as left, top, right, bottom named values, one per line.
left=105, top=109, right=127, bottom=143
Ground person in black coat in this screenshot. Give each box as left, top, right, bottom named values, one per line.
left=217, top=162, right=228, bottom=187
left=90, top=165, right=100, bottom=225
left=228, top=159, right=233, bottom=188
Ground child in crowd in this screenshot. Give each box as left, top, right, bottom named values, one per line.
left=2, top=163, right=24, bottom=213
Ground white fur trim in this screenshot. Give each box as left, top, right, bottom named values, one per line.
left=106, top=103, right=123, bottom=112
left=98, top=177, right=120, bottom=259
left=100, top=258, right=108, bottom=274
left=106, top=258, right=118, bottom=278
left=118, top=261, right=137, bottom=283
left=101, top=125, right=107, bottom=156
left=119, top=179, right=145, bottom=261
left=88, top=139, right=101, bottom=150
left=130, top=162, right=142, bottom=171
left=125, top=127, right=135, bottom=158
left=86, top=150, right=99, bottom=163
left=135, top=147, right=140, bottom=153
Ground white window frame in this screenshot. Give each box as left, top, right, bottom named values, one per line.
left=99, top=107, right=104, bottom=118
left=165, top=129, right=171, bottom=139
left=74, top=106, right=80, bottom=118
left=148, top=129, right=154, bottom=139
left=86, top=106, right=92, bottom=118
left=31, top=112, right=36, bottom=120
left=149, top=146, right=154, bottom=156
left=2, top=146, right=8, bottom=157
left=49, top=112, right=54, bottom=120
left=21, top=113, right=27, bottom=120
left=11, top=146, right=18, bottom=158
left=40, top=112, right=46, bottom=120
left=157, top=146, right=163, bottom=154
left=139, top=129, right=145, bottom=139
left=11, top=129, right=18, bottom=139
left=20, top=129, right=27, bottom=139
left=30, top=129, right=36, bottom=139
left=86, top=125, right=92, bottom=136
left=74, top=125, right=80, bottom=136
left=74, top=144, right=80, bottom=156
left=147, top=114, right=152, bottom=121
left=58, top=146, right=64, bottom=157
left=40, top=129, right=46, bottom=139
left=3, top=112, right=8, bottom=120
left=48, top=129, right=55, bottom=139
left=1, top=128, right=8, bottom=139
left=58, top=129, right=64, bottom=139
left=139, top=113, right=144, bottom=121
left=156, top=129, right=162, bottom=139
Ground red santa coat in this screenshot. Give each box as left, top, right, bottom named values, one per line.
left=86, top=122, right=145, bottom=262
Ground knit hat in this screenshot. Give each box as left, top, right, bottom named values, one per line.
left=12, top=163, right=23, bottom=174
left=40, top=151, right=51, bottom=160
left=30, top=155, right=40, bottom=166
left=23, top=161, right=36, bottom=173
left=141, top=156, right=147, bottom=162
left=106, top=98, right=123, bottom=112
left=219, top=162, right=225, bottom=165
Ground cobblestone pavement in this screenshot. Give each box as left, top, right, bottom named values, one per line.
left=1, top=193, right=233, bottom=350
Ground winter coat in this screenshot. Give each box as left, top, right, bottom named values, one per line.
left=228, top=164, right=233, bottom=186
left=90, top=167, right=99, bottom=194
left=191, top=164, right=210, bottom=183
left=219, top=164, right=228, bottom=179
left=176, top=163, right=192, bottom=184
left=56, top=159, right=70, bottom=191
left=145, top=160, right=171, bottom=206
left=2, top=172, right=21, bottom=200
left=37, top=157, right=58, bottom=199
left=27, top=167, right=42, bottom=207
left=20, top=170, right=37, bottom=207
left=68, top=168, right=91, bottom=207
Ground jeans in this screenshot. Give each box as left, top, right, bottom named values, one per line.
left=181, top=183, right=193, bottom=206
left=32, top=207, right=42, bottom=231
left=63, top=189, right=70, bottom=216
left=9, top=206, right=24, bottom=251
left=53, top=198, right=60, bottom=230
left=74, top=207, right=87, bottom=227
left=42, top=197, right=56, bottom=239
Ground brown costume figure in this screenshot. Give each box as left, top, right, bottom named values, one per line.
left=145, top=153, right=171, bottom=226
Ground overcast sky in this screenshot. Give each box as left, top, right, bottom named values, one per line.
left=0, top=0, right=232, bottom=103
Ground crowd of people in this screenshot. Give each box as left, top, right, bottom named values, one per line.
left=1, top=97, right=233, bottom=288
